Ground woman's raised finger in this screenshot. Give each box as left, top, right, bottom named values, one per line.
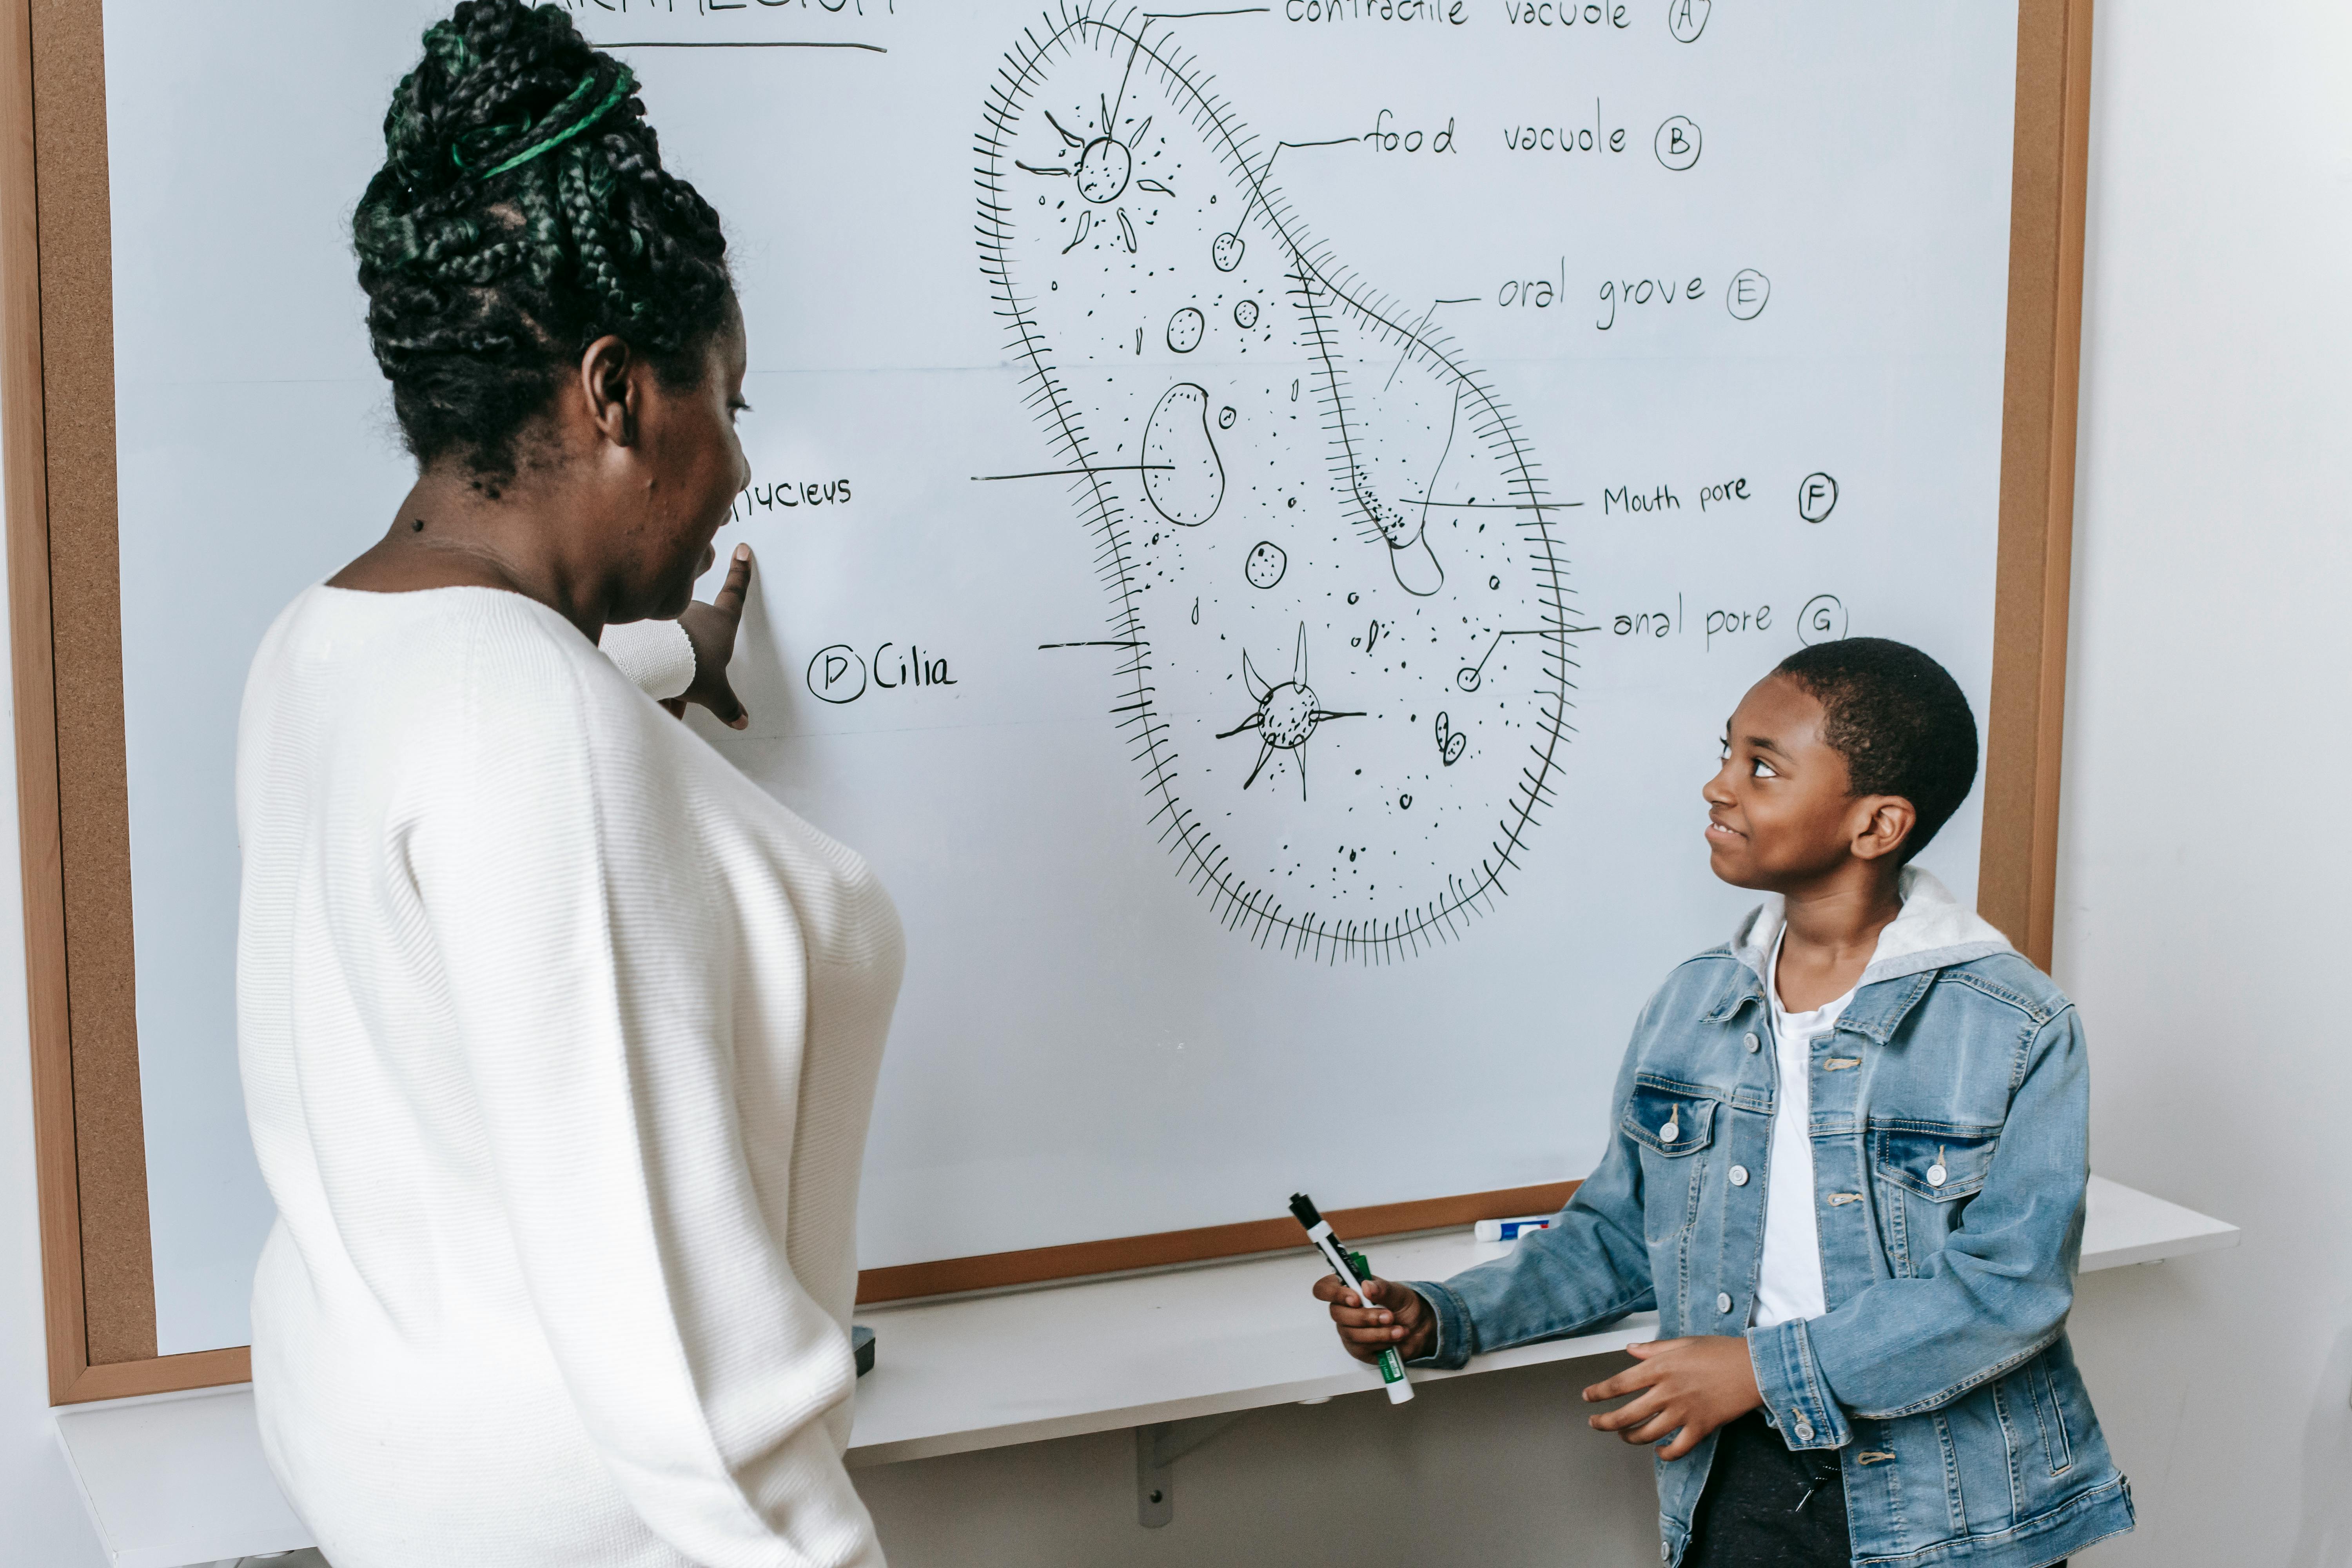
left=713, top=543, right=755, bottom=619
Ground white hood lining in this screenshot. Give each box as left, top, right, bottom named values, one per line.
left=1730, top=867, right=2014, bottom=991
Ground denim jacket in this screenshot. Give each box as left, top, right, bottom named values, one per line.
left=1406, top=871, right=2133, bottom=1568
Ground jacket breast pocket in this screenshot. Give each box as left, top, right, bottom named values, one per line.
left=1871, top=1125, right=1998, bottom=1276
left=1624, top=1083, right=1717, bottom=1244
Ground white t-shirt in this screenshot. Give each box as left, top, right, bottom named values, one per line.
left=1751, top=931, right=1858, bottom=1330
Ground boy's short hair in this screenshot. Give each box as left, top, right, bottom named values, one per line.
left=1772, top=638, right=1979, bottom=863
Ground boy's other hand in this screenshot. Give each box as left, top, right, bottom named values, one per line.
left=1583, top=1336, right=1763, bottom=1460
left=1312, top=1274, right=1436, bottom=1364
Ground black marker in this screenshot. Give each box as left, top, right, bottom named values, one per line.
left=1290, top=1192, right=1414, bottom=1404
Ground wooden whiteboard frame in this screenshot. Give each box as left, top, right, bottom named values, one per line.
left=2, top=0, right=2095, bottom=1403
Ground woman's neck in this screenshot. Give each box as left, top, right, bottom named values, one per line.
left=329, top=467, right=611, bottom=641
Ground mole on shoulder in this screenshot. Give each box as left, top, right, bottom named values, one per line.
left=410, top=517, right=425, bottom=532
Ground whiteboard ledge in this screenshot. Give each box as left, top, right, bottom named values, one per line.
left=53, top=1176, right=2234, bottom=1566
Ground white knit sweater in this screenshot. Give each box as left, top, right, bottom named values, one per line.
left=237, top=585, right=902, bottom=1568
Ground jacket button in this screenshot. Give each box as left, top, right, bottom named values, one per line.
left=1729, top=1164, right=1749, bottom=1186
left=1717, top=1292, right=1733, bottom=1314
left=1927, top=1163, right=1947, bottom=1187
left=1659, top=1118, right=1679, bottom=1143
left=1794, top=1419, right=1815, bottom=1441
left=1743, top=1032, right=1761, bottom=1053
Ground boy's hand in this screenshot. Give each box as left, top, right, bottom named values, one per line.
left=1312, top=1274, right=1436, bottom=1364
left=1583, top=1336, right=1764, bottom=1460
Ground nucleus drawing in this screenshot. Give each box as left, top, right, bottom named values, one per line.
left=977, top=4, right=1581, bottom=961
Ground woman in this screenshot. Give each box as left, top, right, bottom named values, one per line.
left=236, top=5, right=900, bottom=1564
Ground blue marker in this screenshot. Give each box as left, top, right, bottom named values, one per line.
left=1474, top=1215, right=1555, bottom=1242
left=1290, top=1192, right=1414, bottom=1405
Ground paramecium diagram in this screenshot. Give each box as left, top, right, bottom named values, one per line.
left=978, top=4, right=1583, bottom=962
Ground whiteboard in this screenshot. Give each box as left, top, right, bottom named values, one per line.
left=103, top=0, right=2015, bottom=1354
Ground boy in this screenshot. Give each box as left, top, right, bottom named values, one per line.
left=1318, top=640, right=2132, bottom=1568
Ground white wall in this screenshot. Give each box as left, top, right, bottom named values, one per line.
left=2051, top=2, right=2352, bottom=1564
left=3, top=3, right=2342, bottom=1564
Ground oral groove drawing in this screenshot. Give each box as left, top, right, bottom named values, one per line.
left=976, top=4, right=1579, bottom=962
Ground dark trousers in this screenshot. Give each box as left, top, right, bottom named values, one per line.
left=1684, top=1412, right=2067, bottom=1568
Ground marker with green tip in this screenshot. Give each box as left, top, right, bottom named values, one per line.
left=1290, top=1192, right=1415, bottom=1405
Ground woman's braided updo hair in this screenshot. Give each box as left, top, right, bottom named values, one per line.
left=355, top=0, right=732, bottom=477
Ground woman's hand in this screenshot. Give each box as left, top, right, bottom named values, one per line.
left=1582, top=1336, right=1763, bottom=1460
left=1312, top=1273, right=1437, bottom=1364
left=662, top=544, right=755, bottom=728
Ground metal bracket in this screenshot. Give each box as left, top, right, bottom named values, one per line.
left=1134, top=1411, right=1248, bottom=1527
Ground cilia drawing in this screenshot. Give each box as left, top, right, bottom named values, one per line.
left=977, top=5, right=1579, bottom=962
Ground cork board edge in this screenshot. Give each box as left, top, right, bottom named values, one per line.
left=29, top=0, right=151, bottom=1367
left=1977, top=0, right=2093, bottom=967
left=2, top=0, right=88, bottom=1406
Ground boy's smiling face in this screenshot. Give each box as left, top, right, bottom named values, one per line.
left=1703, top=673, right=1917, bottom=893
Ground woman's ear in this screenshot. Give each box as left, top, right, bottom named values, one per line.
left=1849, top=796, right=1918, bottom=863
left=579, top=334, right=638, bottom=448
